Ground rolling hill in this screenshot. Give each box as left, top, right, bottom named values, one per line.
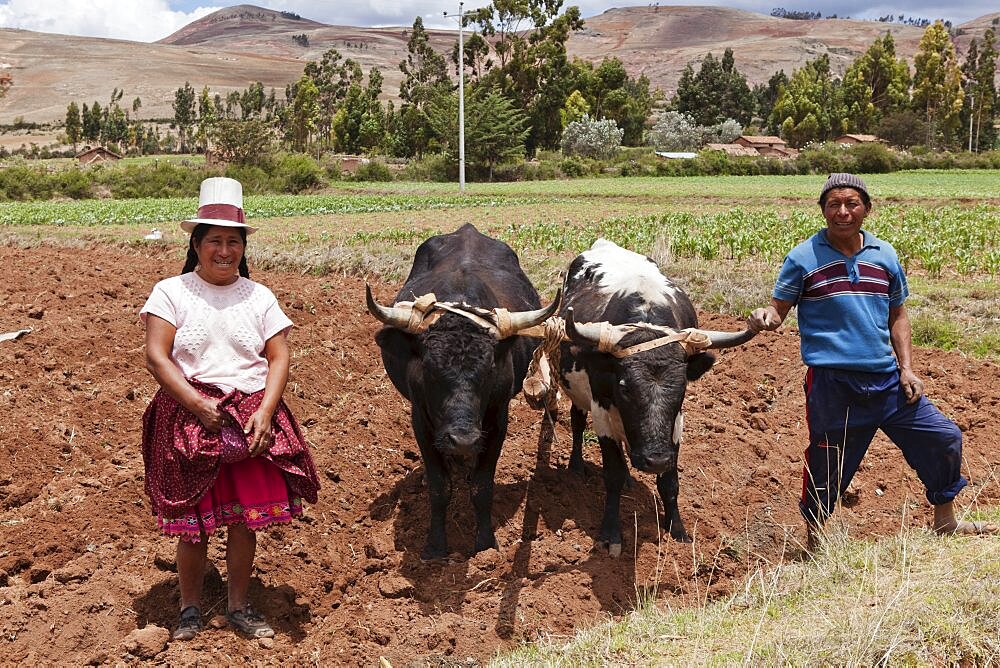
left=1, top=4, right=997, bottom=124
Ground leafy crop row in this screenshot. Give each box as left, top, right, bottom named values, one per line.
left=501, top=205, right=1000, bottom=276
left=0, top=194, right=543, bottom=226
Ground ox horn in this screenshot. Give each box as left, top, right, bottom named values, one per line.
left=365, top=284, right=414, bottom=330
left=503, top=289, right=562, bottom=337
left=698, top=327, right=758, bottom=350
left=564, top=307, right=627, bottom=352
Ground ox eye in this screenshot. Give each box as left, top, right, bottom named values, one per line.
left=619, top=379, right=626, bottom=387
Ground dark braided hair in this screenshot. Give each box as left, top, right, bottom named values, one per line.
left=181, top=224, right=250, bottom=278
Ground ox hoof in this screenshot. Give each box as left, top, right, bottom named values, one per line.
left=473, top=537, right=499, bottom=554
left=420, top=545, right=449, bottom=562
left=607, top=542, right=622, bottom=558
left=669, top=530, right=692, bottom=544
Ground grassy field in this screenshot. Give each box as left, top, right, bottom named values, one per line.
left=493, top=508, right=1000, bottom=666
left=323, top=170, right=1000, bottom=202
left=2, top=169, right=997, bottom=359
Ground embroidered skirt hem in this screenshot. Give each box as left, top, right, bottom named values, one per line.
left=155, top=456, right=303, bottom=542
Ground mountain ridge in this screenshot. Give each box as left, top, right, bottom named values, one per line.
left=1, top=4, right=998, bottom=123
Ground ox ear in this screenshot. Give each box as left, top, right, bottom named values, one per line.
left=375, top=326, right=421, bottom=356
left=685, top=351, right=716, bottom=381
left=492, top=336, right=516, bottom=364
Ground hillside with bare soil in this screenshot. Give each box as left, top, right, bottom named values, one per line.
left=2, top=4, right=997, bottom=124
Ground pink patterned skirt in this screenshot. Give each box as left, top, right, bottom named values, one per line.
left=157, top=456, right=304, bottom=542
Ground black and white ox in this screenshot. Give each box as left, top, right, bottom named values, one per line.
left=366, top=223, right=559, bottom=559
left=558, top=239, right=756, bottom=555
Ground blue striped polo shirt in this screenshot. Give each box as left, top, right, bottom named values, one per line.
left=773, top=229, right=909, bottom=372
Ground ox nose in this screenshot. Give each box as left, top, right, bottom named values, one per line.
left=632, top=452, right=674, bottom=474
left=443, top=430, right=480, bottom=458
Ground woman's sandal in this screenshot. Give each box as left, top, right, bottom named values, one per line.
left=173, top=605, right=202, bottom=641
left=227, top=605, right=275, bottom=638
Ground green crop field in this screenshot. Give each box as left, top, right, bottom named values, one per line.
left=2, top=170, right=998, bottom=357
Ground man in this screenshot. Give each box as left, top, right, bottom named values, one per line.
left=748, top=173, right=996, bottom=550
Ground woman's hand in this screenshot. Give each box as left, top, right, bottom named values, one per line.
left=193, top=397, right=224, bottom=433
left=244, top=409, right=274, bottom=457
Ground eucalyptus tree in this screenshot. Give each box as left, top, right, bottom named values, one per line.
left=912, top=21, right=963, bottom=146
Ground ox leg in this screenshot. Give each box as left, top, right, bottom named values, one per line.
left=656, top=469, right=691, bottom=542
left=469, top=414, right=505, bottom=554
left=598, top=436, right=628, bottom=557
left=413, top=411, right=450, bottom=560
left=569, top=405, right=587, bottom=475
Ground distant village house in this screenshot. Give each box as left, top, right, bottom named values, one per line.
left=758, top=145, right=799, bottom=159
left=705, top=143, right=759, bottom=157
left=734, top=135, right=786, bottom=151
left=834, top=134, right=881, bottom=145
left=703, top=137, right=797, bottom=159
left=76, top=146, right=122, bottom=165
left=731, top=135, right=798, bottom=159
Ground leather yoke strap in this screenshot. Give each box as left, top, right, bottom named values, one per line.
left=611, top=326, right=712, bottom=358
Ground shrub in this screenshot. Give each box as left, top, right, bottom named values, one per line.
left=649, top=111, right=701, bottom=151
left=850, top=142, right=898, bottom=173
left=520, top=159, right=559, bottom=180
left=351, top=160, right=393, bottom=182
left=560, top=115, right=624, bottom=159
left=54, top=169, right=93, bottom=199
left=400, top=153, right=454, bottom=182
left=224, top=164, right=274, bottom=194
left=0, top=165, right=55, bottom=200
left=558, top=156, right=589, bottom=177
left=619, top=159, right=653, bottom=177
left=491, top=162, right=529, bottom=181
left=700, top=118, right=743, bottom=145
left=274, top=152, right=323, bottom=193
left=98, top=162, right=213, bottom=199
left=795, top=142, right=852, bottom=174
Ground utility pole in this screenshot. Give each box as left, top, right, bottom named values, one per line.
left=968, top=94, right=975, bottom=152
left=444, top=2, right=476, bottom=192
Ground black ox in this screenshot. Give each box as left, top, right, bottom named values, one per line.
left=367, top=223, right=558, bottom=559
left=558, top=239, right=756, bottom=555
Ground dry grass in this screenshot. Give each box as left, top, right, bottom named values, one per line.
left=493, top=507, right=1000, bottom=667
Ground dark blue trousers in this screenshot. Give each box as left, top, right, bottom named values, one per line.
left=800, top=367, right=967, bottom=526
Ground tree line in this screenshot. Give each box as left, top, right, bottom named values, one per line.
left=57, top=8, right=999, bottom=172
left=58, top=1, right=653, bottom=178
left=667, top=22, right=998, bottom=151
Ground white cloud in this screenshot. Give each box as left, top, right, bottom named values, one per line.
left=1, top=0, right=995, bottom=41
left=0, top=0, right=219, bottom=42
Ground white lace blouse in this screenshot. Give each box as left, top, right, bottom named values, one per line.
left=140, top=272, right=293, bottom=393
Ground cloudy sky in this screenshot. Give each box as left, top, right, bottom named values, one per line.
left=0, top=0, right=995, bottom=43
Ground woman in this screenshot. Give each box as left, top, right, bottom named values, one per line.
left=140, top=177, right=319, bottom=641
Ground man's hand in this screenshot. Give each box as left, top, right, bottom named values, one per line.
left=899, top=368, right=924, bottom=404
left=748, top=307, right=782, bottom=333
left=244, top=410, right=274, bottom=457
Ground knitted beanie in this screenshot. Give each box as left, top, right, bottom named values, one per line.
left=818, top=173, right=870, bottom=207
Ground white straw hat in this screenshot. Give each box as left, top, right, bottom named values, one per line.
left=180, top=177, right=257, bottom=234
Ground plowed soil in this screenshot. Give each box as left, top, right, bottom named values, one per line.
left=1, top=244, right=998, bottom=666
